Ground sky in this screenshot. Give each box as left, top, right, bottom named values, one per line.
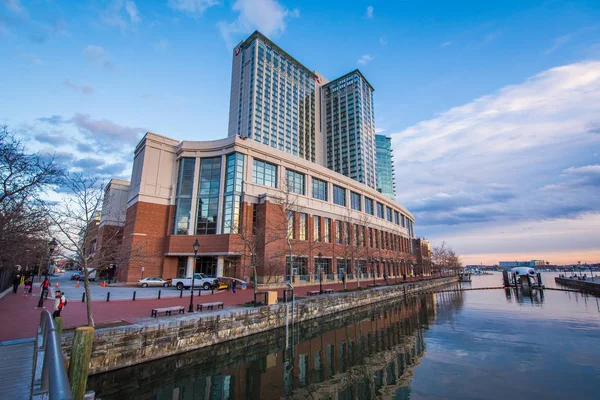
left=1, top=0, right=599, bottom=265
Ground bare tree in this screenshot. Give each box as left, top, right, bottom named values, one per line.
left=431, top=241, right=463, bottom=276
left=44, top=173, right=104, bottom=327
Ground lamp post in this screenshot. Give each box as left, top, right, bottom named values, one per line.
left=317, top=252, right=323, bottom=294
left=46, top=238, right=58, bottom=280
left=189, top=239, right=200, bottom=313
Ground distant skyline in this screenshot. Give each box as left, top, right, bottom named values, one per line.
left=1, top=0, right=599, bottom=265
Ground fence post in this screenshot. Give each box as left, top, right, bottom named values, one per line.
left=69, top=326, right=94, bottom=400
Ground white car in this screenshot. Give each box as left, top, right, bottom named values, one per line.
left=138, top=277, right=170, bottom=288
left=171, top=273, right=219, bottom=290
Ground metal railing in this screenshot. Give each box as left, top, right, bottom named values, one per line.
left=31, top=309, right=72, bottom=399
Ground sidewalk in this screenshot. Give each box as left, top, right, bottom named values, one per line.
left=0, top=276, right=433, bottom=342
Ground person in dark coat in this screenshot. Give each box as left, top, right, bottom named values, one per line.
left=12, top=273, right=21, bottom=293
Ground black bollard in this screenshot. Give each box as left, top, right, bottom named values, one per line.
left=158, top=290, right=161, bottom=300
left=211, top=287, right=214, bottom=295
left=106, top=292, right=110, bottom=302
left=197, top=287, right=201, bottom=297
left=180, top=288, right=183, bottom=298
left=132, top=291, right=136, bottom=301
left=81, top=292, right=86, bottom=302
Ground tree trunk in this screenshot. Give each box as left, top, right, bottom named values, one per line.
left=82, top=264, right=95, bottom=327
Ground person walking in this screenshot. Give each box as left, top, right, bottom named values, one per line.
left=232, top=280, right=237, bottom=295
left=37, top=277, right=51, bottom=308
left=383, top=272, right=388, bottom=285
left=12, top=273, right=22, bottom=294
left=23, top=277, right=32, bottom=297
left=52, top=290, right=63, bottom=318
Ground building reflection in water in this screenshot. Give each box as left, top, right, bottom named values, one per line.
left=89, top=290, right=464, bottom=400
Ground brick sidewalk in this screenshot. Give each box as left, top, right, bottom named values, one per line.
left=0, top=276, right=428, bottom=342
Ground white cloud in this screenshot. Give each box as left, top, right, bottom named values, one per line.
left=441, top=41, right=452, bottom=47
left=375, top=128, right=386, bottom=133
left=63, top=79, right=93, bottom=95
left=357, top=54, right=373, bottom=65
left=218, top=0, right=299, bottom=47
left=83, top=45, right=113, bottom=69
left=154, top=39, right=169, bottom=51
left=167, top=0, right=219, bottom=15
left=543, top=33, right=574, bottom=55
left=390, top=61, right=600, bottom=260
left=379, top=36, right=387, bottom=45
left=125, top=0, right=141, bottom=22
left=365, top=6, right=374, bottom=19
left=3, top=0, right=24, bottom=13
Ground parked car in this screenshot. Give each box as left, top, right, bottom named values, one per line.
left=171, top=273, right=219, bottom=290
left=137, top=277, right=170, bottom=288
left=70, top=269, right=97, bottom=281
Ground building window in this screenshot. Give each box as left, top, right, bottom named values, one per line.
left=173, top=157, right=196, bottom=235
left=374, top=229, right=379, bottom=248
left=196, top=157, right=221, bottom=235
left=376, top=202, right=384, bottom=219
left=299, top=213, right=307, bottom=240
left=324, top=218, right=331, bottom=243
left=312, top=177, right=328, bottom=201
left=314, top=215, right=321, bottom=242
left=335, top=220, right=342, bottom=244
left=345, top=222, right=351, bottom=245
left=286, top=169, right=305, bottom=195
left=222, top=153, right=244, bottom=234
left=287, top=211, right=295, bottom=239
left=354, top=224, right=359, bottom=246
left=386, top=207, right=393, bottom=222
left=333, top=185, right=346, bottom=206
left=365, top=197, right=374, bottom=215
left=401, top=214, right=406, bottom=228
left=252, top=159, right=277, bottom=187
left=350, top=191, right=361, bottom=211
left=394, top=210, right=400, bottom=225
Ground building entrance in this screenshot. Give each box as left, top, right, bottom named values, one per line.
left=195, top=256, right=218, bottom=277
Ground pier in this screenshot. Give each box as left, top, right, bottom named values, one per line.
left=555, top=277, right=600, bottom=295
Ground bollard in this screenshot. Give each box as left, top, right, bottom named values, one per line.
left=81, top=292, right=86, bottom=302
left=69, top=326, right=95, bottom=400
left=180, top=288, right=183, bottom=298
left=132, top=291, right=136, bottom=301
left=211, top=287, right=214, bottom=295
left=197, top=287, right=201, bottom=297
left=158, top=290, right=161, bottom=300
left=106, top=292, right=110, bottom=302
left=54, top=317, right=64, bottom=339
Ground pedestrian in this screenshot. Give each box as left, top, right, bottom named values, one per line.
left=383, top=272, right=388, bottom=285
left=232, top=280, right=237, bottom=295
left=12, top=273, right=22, bottom=294
left=28, top=272, right=34, bottom=293
left=23, top=277, right=32, bottom=297
left=52, top=290, right=63, bottom=318
left=41, top=277, right=50, bottom=298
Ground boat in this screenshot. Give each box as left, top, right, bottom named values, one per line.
left=459, top=273, right=472, bottom=282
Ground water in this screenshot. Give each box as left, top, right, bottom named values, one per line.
left=89, top=273, right=600, bottom=399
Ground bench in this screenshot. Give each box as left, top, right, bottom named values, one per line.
left=151, top=306, right=185, bottom=318
left=323, top=289, right=334, bottom=294
left=197, top=302, right=224, bottom=311
left=307, top=290, right=320, bottom=296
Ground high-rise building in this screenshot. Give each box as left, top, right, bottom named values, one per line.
left=323, top=71, right=377, bottom=189
left=228, top=31, right=380, bottom=190
left=375, top=134, right=396, bottom=199
left=228, top=31, right=326, bottom=164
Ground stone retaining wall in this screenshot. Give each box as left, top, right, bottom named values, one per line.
left=62, top=276, right=457, bottom=375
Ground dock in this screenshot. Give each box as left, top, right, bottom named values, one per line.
left=555, top=277, right=600, bottom=295
left=0, top=340, right=34, bottom=400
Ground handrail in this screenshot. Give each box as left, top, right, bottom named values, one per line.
left=31, top=309, right=72, bottom=400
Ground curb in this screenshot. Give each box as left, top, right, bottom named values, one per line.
left=0, top=287, right=12, bottom=300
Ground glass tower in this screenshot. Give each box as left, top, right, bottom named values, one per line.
left=323, top=71, right=377, bottom=189
left=375, top=134, right=396, bottom=199
left=228, top=31, right=319, bottom=163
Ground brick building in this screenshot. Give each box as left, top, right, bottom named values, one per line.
left=113, top=133, right=417, bottom=284
left=412, top=238, right=432, bottom=276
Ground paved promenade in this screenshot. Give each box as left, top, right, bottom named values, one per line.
left=0, top=340, right=34, bottom=400
left=0, top=274, right=428, bottom=342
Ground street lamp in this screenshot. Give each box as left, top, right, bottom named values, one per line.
left=317, top=252, right=323, bottom=294
left=189, top=239, right=200, bottom=313
left=46, top=238, right=58, bottom=279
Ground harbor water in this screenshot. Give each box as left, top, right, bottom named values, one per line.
left=88, top=273, right=600, bottom=399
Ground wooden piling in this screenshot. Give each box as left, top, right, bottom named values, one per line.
left=54, top=317, right=64, bottom=339
left=69, top=326, right=95, bottom=400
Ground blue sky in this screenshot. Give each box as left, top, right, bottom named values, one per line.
left=2, top=0, right=600, bottom=264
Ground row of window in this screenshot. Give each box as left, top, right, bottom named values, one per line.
left=251, top=158, right=412, bottom=228
left=284, top=211, right=412, bottom=253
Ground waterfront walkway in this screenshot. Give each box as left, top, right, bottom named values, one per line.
left=0, top=276, right=431, bottom=342
left=0, top=340, right=34, bottom=400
